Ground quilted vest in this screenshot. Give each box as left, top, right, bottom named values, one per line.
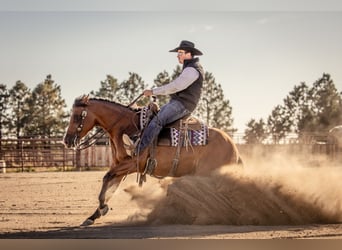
left=170, top=57, right=204, bottom=112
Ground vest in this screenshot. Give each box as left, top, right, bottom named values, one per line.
left=170, top=57, right=204, bottom=112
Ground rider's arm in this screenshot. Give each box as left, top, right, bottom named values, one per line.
left=151, top=67, right=199, bottom=95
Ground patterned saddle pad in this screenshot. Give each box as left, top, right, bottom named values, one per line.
left=139, top=106, right=209, bottom=147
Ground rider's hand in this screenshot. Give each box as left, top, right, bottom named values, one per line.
left=143, top=89, right=153, bottom=97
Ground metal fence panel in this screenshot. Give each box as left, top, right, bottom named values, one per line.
left=0, top=137, right=340, bottom=172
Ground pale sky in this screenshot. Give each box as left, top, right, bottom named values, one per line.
left=1, top=1, right=342, bottom=133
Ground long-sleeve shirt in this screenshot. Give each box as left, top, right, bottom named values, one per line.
left=152, top=67, right=200, bottom=95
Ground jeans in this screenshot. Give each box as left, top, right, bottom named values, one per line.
left=137, top=99, right=190, bottom=153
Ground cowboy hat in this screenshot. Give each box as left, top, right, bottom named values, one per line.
left=169, top=40, right=203, bottom=56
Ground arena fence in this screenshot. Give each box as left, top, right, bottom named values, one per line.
left=0, top=138, right=76, bottom=172
left=0, top=135, right=340, bottom=172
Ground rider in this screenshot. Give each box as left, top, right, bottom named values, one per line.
left=123, top=40, right=204, bottom=156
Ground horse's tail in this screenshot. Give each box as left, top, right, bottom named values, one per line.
left=237, top=155, right=244, bottom=167
left=232, top=141, right=243, bottom=167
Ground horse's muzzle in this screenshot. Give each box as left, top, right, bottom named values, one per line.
left=63, top=133, right=78, bottom=149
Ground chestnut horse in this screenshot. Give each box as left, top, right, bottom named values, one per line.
left=64, top=95, right=242, bottom=226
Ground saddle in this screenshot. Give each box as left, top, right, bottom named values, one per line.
left=159, top=116, right=209, bottom=147
left=136, top=104, right=209, bottom=183
left=139, top=105, right=209, bottom=148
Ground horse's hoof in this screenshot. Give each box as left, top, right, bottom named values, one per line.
left=99, top=204, right=109, bottom=216
left=80, top=219, right=94, bottom=227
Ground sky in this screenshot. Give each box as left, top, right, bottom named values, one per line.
left=1, top=1, right=342, bottom=133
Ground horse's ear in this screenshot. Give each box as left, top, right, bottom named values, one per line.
left=82, top=94, right=90, bottom=104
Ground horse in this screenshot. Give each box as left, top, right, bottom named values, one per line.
left=64, top=95, right=243, bottom=226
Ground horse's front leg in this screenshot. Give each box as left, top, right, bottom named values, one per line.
left=81, top=170, right=124, bottom=226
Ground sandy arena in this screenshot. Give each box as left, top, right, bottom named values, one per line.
left=0, top=155, right=342, bottom=239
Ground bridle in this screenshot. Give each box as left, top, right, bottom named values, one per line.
left=76, top=109, right=88, bottom=135
left=72, top=106, right=115, bottom=150
left=71, top=107, right=104, bottom=150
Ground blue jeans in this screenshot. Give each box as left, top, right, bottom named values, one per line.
left=137, top=99, right=190, bottom=153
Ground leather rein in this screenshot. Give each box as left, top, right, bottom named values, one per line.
left=74, top=95, right=143, bottom=150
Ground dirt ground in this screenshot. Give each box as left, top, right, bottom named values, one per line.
left=0, top=158, right=342, bottom=239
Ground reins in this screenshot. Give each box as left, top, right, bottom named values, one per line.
left=76, top=127, right=106, bottom=150
left=76, top=94, right=144, bottom=150
left=126, top=93, right=144, bottom=108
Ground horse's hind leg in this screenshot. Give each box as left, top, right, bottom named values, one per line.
left=81, top=171, right=123, bottom=226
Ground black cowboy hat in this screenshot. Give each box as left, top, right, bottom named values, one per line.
left=169, top=40, right=203, bottom=56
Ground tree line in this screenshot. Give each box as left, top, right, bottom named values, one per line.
left=0, top=67, right=233, bottom=139
left=0, top=75, right=68, bottom=139
left=0, top=70, right=341, bottom=144
left=243, top=73, right=342, bottom=144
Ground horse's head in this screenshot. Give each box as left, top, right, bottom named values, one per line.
left=63, top=95, right=96, bottom=148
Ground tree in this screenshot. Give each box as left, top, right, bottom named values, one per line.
left=267, top=105, right=290, bottom=143
left=90, top=75, right=120, bottom=101
left=283, top=73, right=342, bottom=134
left=194, top=72, right=234, bottom=132
left=118, top=72, right=147, bottom=106
left=7, top=81, right=31, bottom=138
left=264, top=73, right=342, bottom=143
left=305, top=73, right=342, bottom=132
left=152, top=66, right=181, bottom=107
left=243, top=118, right=267, bottom=144
left=152, top=70, right=171, bottom=106
left=25, top=75, right=68, bottom=137
left=283, top=82, right=310, bottom=133
left=171, top=65, right=182, bottom=80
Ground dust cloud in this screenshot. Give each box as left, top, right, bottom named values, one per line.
left=124, top=153, right=342, bottom=225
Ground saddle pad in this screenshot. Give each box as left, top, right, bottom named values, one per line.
left=158, top=124, right=209, bottom=147
left=171, top=124, right=209, bottom=147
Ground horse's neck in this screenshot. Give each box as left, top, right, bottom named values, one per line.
left=91, top=100, right=138, bottom=133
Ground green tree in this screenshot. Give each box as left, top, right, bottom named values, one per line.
left=90, top=75, right=120, bottom=101
left=243, top=118, right=267, bottom=144
left=265, top=73, right=342, bottom=143
left=152, top=70, right=171, bottom=106
left=25, top=75, right=68, bottom=137
left=282, top=74, right=342, bottom=134
left=152, top=65, right=181, bottom=107
left=118, top=72, right=147, bottom=106
left=171, top=65, right=182, bottom=80
left=267, top=105, right=290, bottom=143
left=305, top=73, right=342, bottom=132
left=282, top=82, right=310, bottom=133
left=7, top=81, right=32, bottom=138
left=194, top=72, right=234, bottom=132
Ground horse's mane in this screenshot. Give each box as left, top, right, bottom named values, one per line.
left=73, top=95, right=137, bottom=111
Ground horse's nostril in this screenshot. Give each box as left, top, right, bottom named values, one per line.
left=63, top=134, right=75, bottom=148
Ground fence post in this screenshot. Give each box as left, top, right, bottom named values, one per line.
left=76, top=149, right=81, bottom=171
left=0, top=160, right=6, bottom=173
